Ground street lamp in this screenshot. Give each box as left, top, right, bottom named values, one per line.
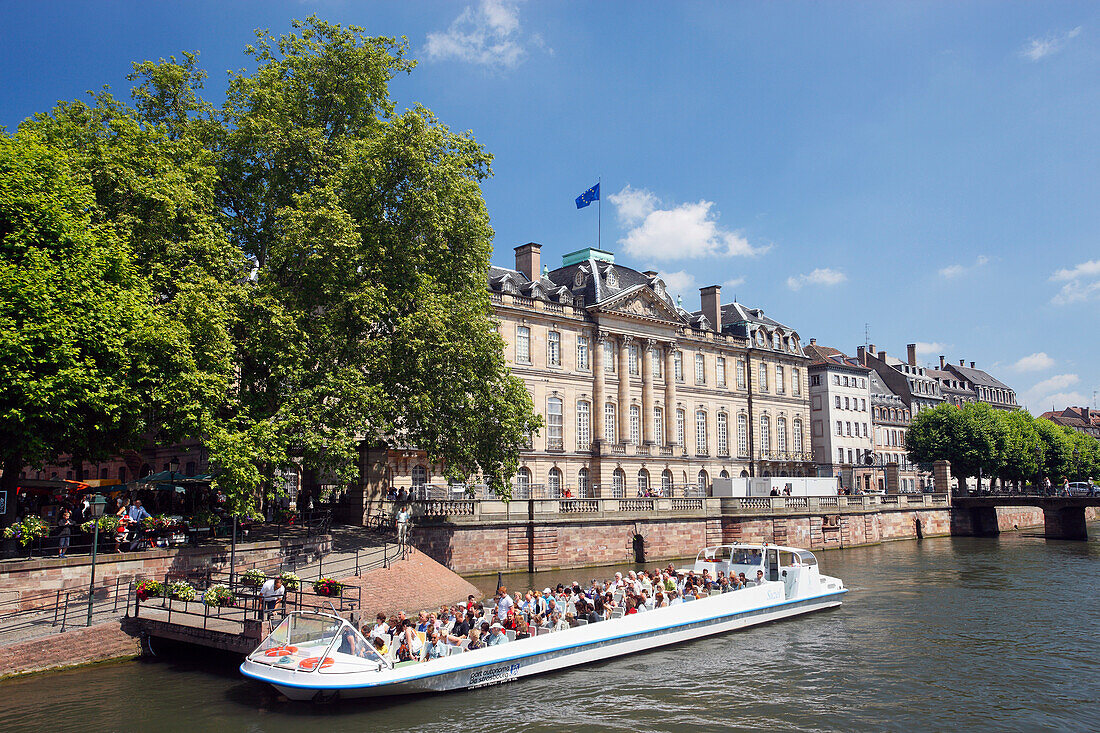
left=87, top=494, right=107, bottom=626
left=168, top=458, right=180, bottom=480
left=1073, top=447, right=1080, bottom=483
left=1033, top=446, right=1043, bottom=495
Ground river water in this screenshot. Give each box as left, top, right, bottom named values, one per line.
left=4, top=528, right=1098, bottom=732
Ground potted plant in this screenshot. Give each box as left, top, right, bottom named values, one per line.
left=202, top=584, right=235, bottom=607
left=135, top=579, right=165, bottom=602
left=3, top=516, right=49, bottom=548
left=241, top=569, right=267, bottom=588
left=278, top=571, right=301, bottom=591
left=167, top=581, right=197, bottom=601
left=312, top=577, right=343, bottom=597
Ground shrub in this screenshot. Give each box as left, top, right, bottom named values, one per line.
left=241, top=569, right=267, bottom=588
left=136, top=579, right=165, bottom=601
left=167, top=581, right=196, bottom=601
left=312, top=577, right=343, bottom=597
left=3, top=516, right=49, bottom=547
left=278, top=572, right=301, bottom=591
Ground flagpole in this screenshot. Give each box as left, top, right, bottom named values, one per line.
left=598, top=175, right=601, bottom=250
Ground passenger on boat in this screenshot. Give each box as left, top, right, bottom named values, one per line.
left=370, top=612, right=389, bottom=640
left=738, top=573, right=748, bottom=586
left=515, top=619, right=531, bottom=639
left=755, top=570, right=765, bottom=585
left=426, top=631, right=449, bottom=659
left=487, top=623, right=508, bottom=646
left=447, top=608, right=470, bottom=642
left=467, top=629, right=485, bottom=650
left=549, top=611, right=568, bottom=632
left=495, top=587, right=514, bottom=621
left=372, top=636, right=388, bottom=656
left=396, top=633, right=415, bottom=662
left=338, top=626, right=364, bottom=655
left=416, top=611, right=430, bottom=633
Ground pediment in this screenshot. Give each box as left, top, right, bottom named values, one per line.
left=590, top=285, right=683, bottom=323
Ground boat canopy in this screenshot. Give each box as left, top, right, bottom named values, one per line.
left=248, top=612, right=389, bottom=674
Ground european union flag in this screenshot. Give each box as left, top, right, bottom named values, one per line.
left=575, top=183, right=600, bottom=209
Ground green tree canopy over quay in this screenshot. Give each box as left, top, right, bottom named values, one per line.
left=0, top=17, right=539, bottom=524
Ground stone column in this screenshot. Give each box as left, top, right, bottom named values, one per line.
left=618, top=335, right=632, bottom=443
left=664, top=341, right=678, bottom=446
left=642, top=339, right=656, bottom=445
left=593, top=332, right=607, bottom=449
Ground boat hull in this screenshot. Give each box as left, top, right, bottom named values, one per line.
left=242, top=585, right=845, bottom=701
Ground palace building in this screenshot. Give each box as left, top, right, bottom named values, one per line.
left=385, top=243, right=814, bottom=497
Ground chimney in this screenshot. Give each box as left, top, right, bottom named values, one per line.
left=907, top=343, right=917, bottom=366
left=970, top=361, right=975, bottom=368
left=857, top=346, right=866, bottom=364
left=959, top=359, right=964, bottom=366
left=939, top=355, right=945, bottom=370
left=643, top=270, right=658, bottom=278
left=700, top=285, right=721, bottom=333
left=514, top=242, right=541, bottom=281
left=868, top=344, right=876, bottom=354
left=880, top=350, right=887, bottom=362
left=809, top=338, right=817, bottom=346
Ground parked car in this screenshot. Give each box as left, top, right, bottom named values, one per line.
left=1067, top=481, right=1097, bottom=497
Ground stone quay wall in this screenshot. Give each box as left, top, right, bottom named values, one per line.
left=0, top=619, right=142, bottom=679
left=0, top=534, right=331, bottom=612
left=401, top=494, right=954, bottom=575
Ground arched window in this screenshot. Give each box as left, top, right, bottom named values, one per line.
left=185, top=461, right=196, bottom=476
left=759, top=416, right=771, bottom=453
left=578, top=467, right=589, bottom=497
left=412, top=465, right=427, bottom=487
left=516, top=467, right=531, bottom=492
left=577, top=400, right=591, bottom=451
left=776, top=417, right=788, bottom=453
left=548, top=467, right=562, bottom=495
left=637, top=469, right=649, bottom=495
left=697, top=470, right=709, bottom=492
left=629, top=404, right=641, bottom=444
left=661, top=469, right=673, bottom=494
left=605, top=402, right=617, bottom=443
left=99, top=467, right=109, bottom=480
left=737, top=414, right=748, bottom=457
left=740, top=469, right=749, bottom=477
left=720, top=469, right=730, bottom=479
left=612, top=468, right=625, bottom=497
left=717, top=412, right=729, bottom=455
left=695, top=410, right=708, bottom=454
left=793, top=419, right=803, bottom=453
left=546, top=397, right=563, bottom=450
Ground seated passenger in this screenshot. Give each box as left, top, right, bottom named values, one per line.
left=467, top=628, right=485, bottom=650
left=487, top=622, right=508, bottom=646
left=668, top=591, right=682, bottom=606
left=588, top=599, right=603, bottom=623
left=372, top=635, right=388, bottom=657
left=738, top=573, right=748, bottom=587
left=447, top=608, right=471, bottom=642
left=550, top=611, right=569, bottom=632
left=338, top=626, right=363, bottom=655
left=370, top=612, right=389, bottom=640
left=396, top=635, right=414, bottom=662
left=624, top=599, right=638, bottom=615
left=426, top=631, right=448, bottom=660
left=515, top=619, right=531, bottom=640
left=756, top=570, right=766, bottom=585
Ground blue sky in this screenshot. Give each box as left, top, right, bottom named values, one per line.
left=2, top=1, right=1098, bottom=413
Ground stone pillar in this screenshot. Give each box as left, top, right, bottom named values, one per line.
left=335, top=443, right=389, bottom=526
left=665, top=341, right=678, bottom=446
left=1044, top=506, right=1088, bottom=540
left=642, top=339, right=656, bottom=445
left=593, top=332, right=607, bottom=449
left=618, top=335, right=632, bottom=443
left=885, top=463, right=900, bottom=493
left=933, top=459, right=951, bottom=496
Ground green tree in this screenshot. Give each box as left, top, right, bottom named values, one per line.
left=993, top=409, right=1044, bottom=487
left=1033, top=418, right=1075, bottom=484
left=907, top=402, right=1005, bottom=486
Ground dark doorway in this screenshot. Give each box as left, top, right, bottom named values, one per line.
left=632, top=534, right=646, bottom=563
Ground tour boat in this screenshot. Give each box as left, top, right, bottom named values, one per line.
left=240, top=544, right=846, bottom=701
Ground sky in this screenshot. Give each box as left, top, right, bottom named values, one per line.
left=2, top=1, right=1098, bottom=414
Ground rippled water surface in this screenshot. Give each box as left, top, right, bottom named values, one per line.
left=4, top=528, right=1098, bottom=732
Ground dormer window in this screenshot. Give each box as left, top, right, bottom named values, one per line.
left=604, top=266, right=618, bottom=288
left=772, top=333, right=781, bottom=350
left=574, top=269, right=587, bottom=288
left=653, top=280, right=664, bottom=298
left=756, top=331, right=766, bottom=347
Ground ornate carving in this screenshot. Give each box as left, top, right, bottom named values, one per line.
left=617, top=296, right=661, bottom=318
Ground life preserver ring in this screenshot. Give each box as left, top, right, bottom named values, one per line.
left=264, top=645, right=299, bottom=657
left=298, top=656, right=334, bottom=670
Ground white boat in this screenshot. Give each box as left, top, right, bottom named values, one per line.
left=240, top=543, right=846, bottom=701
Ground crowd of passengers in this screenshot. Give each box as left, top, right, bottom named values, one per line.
left=353, top=565, right=768, bottom=662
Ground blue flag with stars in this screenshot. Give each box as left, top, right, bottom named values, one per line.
left=575, top=183, right=600, bottom=209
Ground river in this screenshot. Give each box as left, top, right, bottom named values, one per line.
left=3, top=528, right=1098, bottom=732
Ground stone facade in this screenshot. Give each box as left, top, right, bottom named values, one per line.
left=804, top=341, right=875, bottom=491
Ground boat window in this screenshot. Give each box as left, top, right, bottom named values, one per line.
left=714, top=547, right=733, bottom=561
left=779, top=551, right=803, bottom=567
left=731, top=549, right=763, bottom=565
left=250, top=613, right=343, bottom=668
left=795, top=550, right=818, bottom=566
left=320, top=623, right=389, bottom=673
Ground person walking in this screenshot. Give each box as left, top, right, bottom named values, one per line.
left=395, top=505, right=410, bottom=546
left=56, top=509, right=74, bottom=557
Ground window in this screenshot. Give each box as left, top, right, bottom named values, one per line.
left=118, top=467, right=127, bottom=482
left=759, top=416, right=771, bottom=452
left=548, top=467, right=562, bottom=494
left=846, top=421, right=852, bottom=436
left=759, top=363, right=768, bottom=391
left=836, top=421, right=843, bottom=436
left=833, top=374, right=841, bottom=385
left=629, top=405, right=641, bottom=444
left=838, top=448, right=845, bottom=464
left=835, top=396, right=842, bottom=409
left=576, top=336, right=590, bottom=370
left=637, top=469, right=649, bottom=494
left=861, top=398, right=866, bottom=411
left=777, top=417, right=787, bottom=453
left=696, top=410, right=709, bottom=454
left=844, top=397, right=850, bottom=410
left=578, top=468, right=589, bottom=497
left=548, top=331, right=561, bottom=366
left=652, top=348, right=663, bottom=379
left=516, top=467, right=531, bottom=492
left=576, top=400, right=591, bottom=450
left=736, top=360, right=746, bottom=389
left=604, top=340, right=615, bottom=372
left=847, top=448, right=854, bottom=465
left=629, top=343, right=640, bottom=376
left=738, top=413, right=749, bottom=457
left=605, top=403, right=617, bottom=443
left=676, top=408, right=686, bottom=446
left=717, top=412, right=729, bottom=455
left=776, top=365, right=784, bottom=395
left=716, top=356, right=726, bottom=387
left=811, top=374, right=820, bottom=387
left=674, top=351, right=684, bottom=381
left=661, top=469, right=673, bottom=494
left=547, top=397, right=563, bottom=450
left=843, top=376, right=849, bottom=387
left=695, top=354, right=706, bottom=384
left=654, top=407, right=664, bottom=446
left=412, top=465, right=427, bottom=487
left=612, top=468, right=625, bottom=497
left=772, top=333, right=781, bottom=350
left=792, top=368, right=801, bottom=396
left=812, top=395, right=822, bottom=411
left=863, top=422, right=868, bottom=437
left=516, top=326, right=530, bottom=363
left=697, top=470, right=709, bottom=491
left=793, top=419, right=803, bottom=453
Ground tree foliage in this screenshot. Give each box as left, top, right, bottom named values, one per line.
left=1, top=17, right=539, bottom=519
left=907, top=402, right=1100, bottom=486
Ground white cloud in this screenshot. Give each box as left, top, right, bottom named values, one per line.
left=913, top=342, right=948, bottom=357
left=660, top=270, right=696, bottom=301
left=1021, top=373, right=1081, bottom=411
left=1049, top=259, right=1100, bottom=305
left=425, top=0, right=544, bottom=69
left=938, top=254, right=990, bottom=279
left=1020, top=26, right=1082, bottom=61
left=608, top=185, right=769, bottom=262
left=1011, top=352, right=1055, bottom=372
left=786, top=268, right=847, bottom=291
left=723, top=277, right=745, bottom=289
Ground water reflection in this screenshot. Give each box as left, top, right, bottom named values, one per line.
left=3, top=528, right=1098, bottom=733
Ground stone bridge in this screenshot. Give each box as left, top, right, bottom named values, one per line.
left=952, top=494, right=1100, bottom=540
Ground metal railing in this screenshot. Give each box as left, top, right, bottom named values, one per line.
left=0, top=576, right=135, bottom=640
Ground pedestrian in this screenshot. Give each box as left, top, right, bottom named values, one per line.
left=127, top=499, right=152, bottom=551
left=56, top=508, right=74, bottom=557
left=260, top=576, right=285, bottom=620
left=395, top=505, right=410, bottom=545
